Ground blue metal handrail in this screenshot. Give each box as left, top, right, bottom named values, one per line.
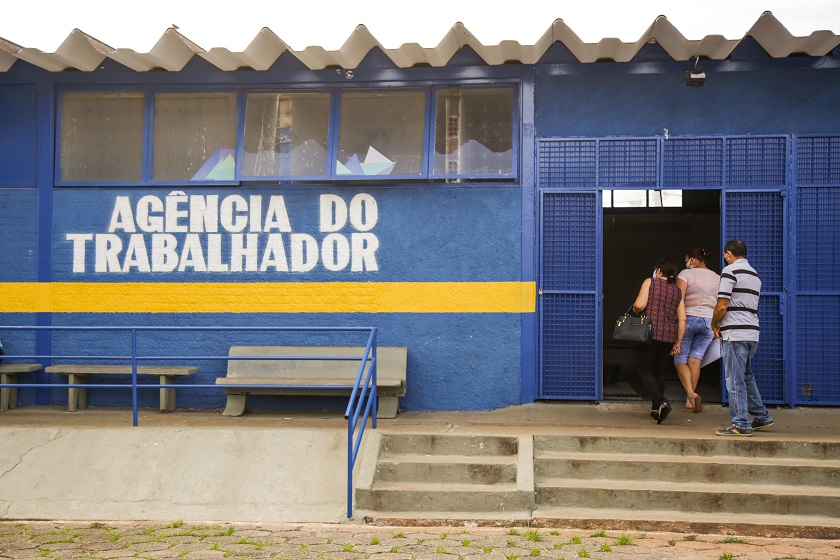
left=0, top=324, right=380, bottom=519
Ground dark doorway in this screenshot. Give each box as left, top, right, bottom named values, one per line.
left=602, top=189, right=722, bottom=405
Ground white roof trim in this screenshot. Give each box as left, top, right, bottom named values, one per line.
left=1, top=13, right=837, bottom=73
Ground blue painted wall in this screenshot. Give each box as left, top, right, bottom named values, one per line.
left=535, top=67, right=840, bottom=137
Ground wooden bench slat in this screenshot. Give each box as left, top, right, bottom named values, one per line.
left=0, top=364, right=43, bottom=373
left=45, top=365, right=198, bottom=376
left=215, top=377, right=404, bottom=388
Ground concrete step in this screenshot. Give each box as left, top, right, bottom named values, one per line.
left=356, top=481, right=532, bottom=512
left=536, top=478, right=840, bottom=517
left=535, top=451, right=840, bottom=486
left=377, top=454, right=517, bottom=484
left=530, top=507, right=840, bottom=538
left=380, top=433, right=518, bottom=456
left=535, top=434, right=840, bottom=459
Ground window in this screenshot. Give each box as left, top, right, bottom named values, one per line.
left=602, top=190, right=683, bottom=208
left=152, top=92, right=237, bottom=182
left=59, top=92, right=144, bottom=182
left=336, top=91, right=426, bottom=177
left=434, top=88, right=514, bottom=177
left=242, top=92, right=331, bottom=179
left=55, top=85, right=519, bottom=185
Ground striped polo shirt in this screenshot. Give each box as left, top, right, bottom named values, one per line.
left=718, top=257, right=761, bottom=342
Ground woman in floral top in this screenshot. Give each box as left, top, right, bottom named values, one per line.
left=631, top=258, right=686, bottom=424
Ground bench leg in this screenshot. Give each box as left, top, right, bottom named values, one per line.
left=68, top=374, right=87, bottom=412
left=0, top=373, right=13, bottom=412
left=159, top=375, right=176, bottom=412
left=377, top=396, right=399, bottom=419
left=222, top=394, right=247, bottom=416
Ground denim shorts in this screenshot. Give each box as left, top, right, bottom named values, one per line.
left=674, top=315, right=714, bottom=364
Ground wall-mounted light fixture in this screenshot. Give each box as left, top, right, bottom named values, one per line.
left=685, top=56, right=705, bottom=87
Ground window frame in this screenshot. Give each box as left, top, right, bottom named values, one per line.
left=54, top=84, right=519, bottom=186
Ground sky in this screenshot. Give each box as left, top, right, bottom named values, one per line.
left=2, top=0, right=839, bottom=53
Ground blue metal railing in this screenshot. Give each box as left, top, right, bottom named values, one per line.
left=0, top=324, right=379, bottom=519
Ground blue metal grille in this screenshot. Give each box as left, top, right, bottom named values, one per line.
left=662, top=137, right=723, bottom=187
left=796, top=136, right=840, bottom=186
left=598, top=139, right=657, bottom=188
left=539, top=191, right=597, bottom=400
left=540, top=293, right=597, bottom=399
left=724, top=191, right=786, bottom=403
left=726, top=136, right=787, bottom=187
left=796, top=187, right=840, bottom=291
left=541, top=193, right=596, bottom=291
left=538, top=140, right=596, bottom=188
left=724, top=192, right=785, bottom=293
left=754, top=294, right=785, bottom=403
left=795, top=296, right=840, bottom=405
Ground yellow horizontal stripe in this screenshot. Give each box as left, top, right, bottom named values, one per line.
left=1, top=282, right=536, bottom=314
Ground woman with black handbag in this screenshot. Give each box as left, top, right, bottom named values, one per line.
left=631, top=258, right=686, bottom=424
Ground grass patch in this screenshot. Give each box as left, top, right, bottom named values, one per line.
left=684, top=534, right=697, bottom=541
left=525, top=530, right=542, bottom=542
left=370, top=537, right=380, bottom=545
left=668, top=539, right=676, bottom=546
left=507, top=529, right=523, bottom=536
left=435, top=546, right=447, bottom=554
left=578, top=549, right=590, bottom=558
left=483, top=545, right=494, bottom=553
left=720, top=537, right=748, bottom=544
left=600, top=543, right=612, bottom=552
left=614, top=534, right=633, bottom=546
left=461, top=539, right=470, bottom=546
left=569, top=536, right=582, bottom=545
left=553, top=543, right=564, bottom=550
left=390, top=546, right=399, bottom=553
left=591, top=530, right=606, bottom=538
left=393, top=531, right=405, bottom=538
left=342, top=544, right=355, bottom=552
left=177, top=551, right=188, bottom=557
left=720, top=553, right=732, bottom=560
left=530, top=548, right=540, bottom=556
left=504, top=554, right=520, bottom=560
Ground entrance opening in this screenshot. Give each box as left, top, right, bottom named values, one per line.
left=602, top=189, right=721, bottom=405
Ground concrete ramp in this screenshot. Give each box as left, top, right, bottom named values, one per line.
left=0, top=426, right=349, bottom=522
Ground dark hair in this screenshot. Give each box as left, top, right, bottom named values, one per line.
left=724, top=240, right=747, bottom=258
left=656, top=258, right=678, bottom=284
left=686, top=247, right=714, bottom=262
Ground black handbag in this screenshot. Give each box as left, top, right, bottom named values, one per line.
left=613, top=307, right=653, bottom=344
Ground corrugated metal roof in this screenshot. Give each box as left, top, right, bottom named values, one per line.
left=1, top=12, right=838, bottom=73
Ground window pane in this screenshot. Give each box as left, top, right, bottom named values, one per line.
left=337, top=91, right=425, bottom=177
left=153, top=92, right=237, bottom=182
left=60, top=92, right=144, bottom=182
left=611, top=190, right=648, bottom=207
left=242, top=92, right=330, bottom=178
left=434, top=88, right=514, bottom=176
left=648, top=190, right=683, bottom=208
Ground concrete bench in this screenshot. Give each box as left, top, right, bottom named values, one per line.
left=0, top=363, right=43, bottom=411
left=44, top=365, right=199, bottom=412
left=216, top=346, right=407, bottom=419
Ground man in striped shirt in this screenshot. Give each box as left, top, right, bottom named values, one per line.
left=711, top=240, right=774, bottom=437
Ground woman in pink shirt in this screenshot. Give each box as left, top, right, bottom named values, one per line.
left=675, top=247, right=720, bottom=412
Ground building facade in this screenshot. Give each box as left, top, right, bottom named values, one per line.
left=2, top=15, right=839, bottom=411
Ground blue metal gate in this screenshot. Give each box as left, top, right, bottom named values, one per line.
left=536, top=138, right=600, bottom=400
left=792, top=135, right=840, bottom=405
left=537, top=135, right=795, bottom=404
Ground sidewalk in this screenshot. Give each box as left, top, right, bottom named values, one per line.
left=1, top=519, right=838, bottom=559
left=1, top=401, right=839, bottom=557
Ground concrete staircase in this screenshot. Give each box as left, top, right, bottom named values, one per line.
left=355, top=432, right=840, bottom=536
left=354, top=433, right=534, bottom=521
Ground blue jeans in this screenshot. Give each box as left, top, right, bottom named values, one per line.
left=722, top=340, right=773, bottom=430
left=674, top=316, right=714, bottom=364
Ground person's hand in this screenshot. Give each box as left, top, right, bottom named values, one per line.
left=670, top=343, right=681, bottom=356
left=712, top=325, right=722, bottom=339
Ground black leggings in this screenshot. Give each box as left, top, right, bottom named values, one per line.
left=637, top=340, right=673, bottom=409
